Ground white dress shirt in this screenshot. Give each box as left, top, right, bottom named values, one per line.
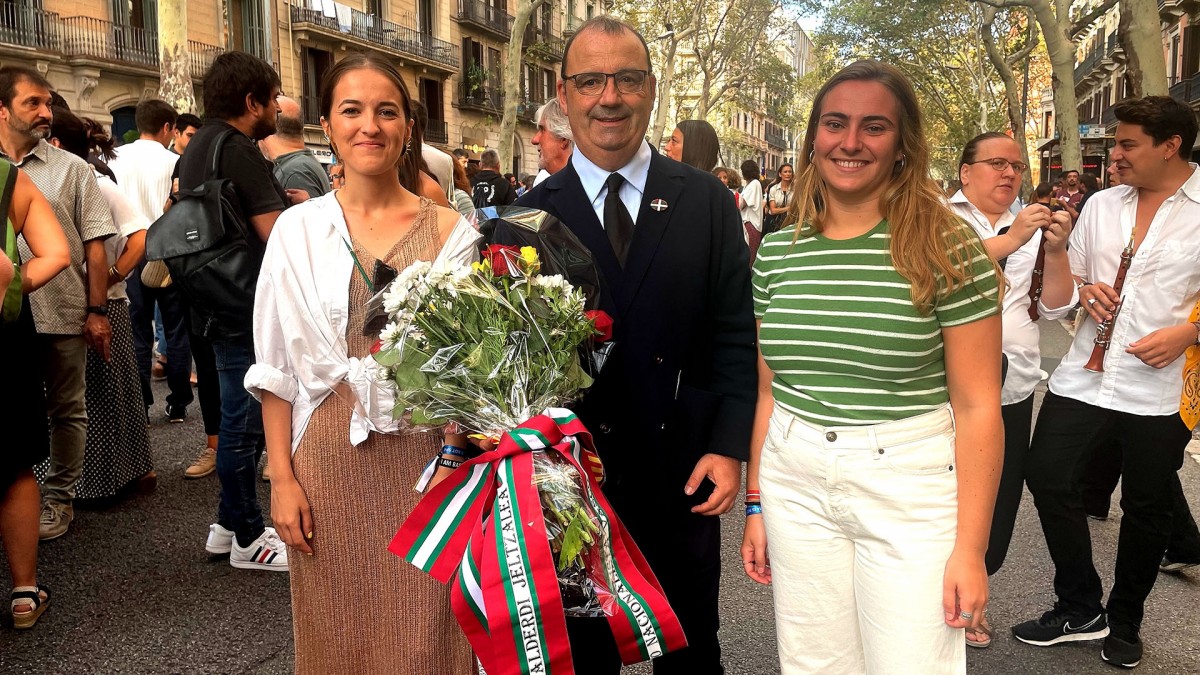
left=245, top=193, right=481, bottom=452
left=570, top=141, right=652, bottom=227
left=1049, top=164, right=1200, bottom=415
left=948, top=191, right=1077, bottom=405
left=93, top=172, right=150, bottom=301
left=740, top=178, right=763, bottom=232
left=108, top=139, right=179, bottom=223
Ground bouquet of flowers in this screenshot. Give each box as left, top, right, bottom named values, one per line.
left=384, top=233, right=686, bottom=674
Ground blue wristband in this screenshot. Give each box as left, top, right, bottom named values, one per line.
left=440, top=445, right=467, bottom=458
left=745, top=503, right=763, bottom=517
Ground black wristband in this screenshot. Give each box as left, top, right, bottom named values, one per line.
left=437, top=457, right=463, bottom=470
left=86, top=304, right=109, bottom=316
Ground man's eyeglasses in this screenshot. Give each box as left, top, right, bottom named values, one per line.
left=563, top=70, right=650, bottom=97
left=968, top=157, right=1028, bottom=174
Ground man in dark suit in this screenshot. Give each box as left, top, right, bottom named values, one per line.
left=515, top=16, right=756, bottom=675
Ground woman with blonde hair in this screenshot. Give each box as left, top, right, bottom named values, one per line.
left=247, top=52, right=479, bottom=673
left=741, top=60, right=1003, bottom=673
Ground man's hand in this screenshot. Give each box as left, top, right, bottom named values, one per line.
left=84, top=313, right=112, bottom=361
left=1080, top=281, right=1121, bottom=324
left=1043, top=210, right=1072, bottom=252
left=685, top=453, right=741, bottom=516
left=285, top=188, right=311, bottom=205
left=1127, top=324, right=1199, bottom=369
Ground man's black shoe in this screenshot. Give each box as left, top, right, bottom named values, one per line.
left=1101, top=633, right=1142, bottom=669
left=166, top=404, right=186, bottom=423
left=1012, top=603, right=1110, bottom=646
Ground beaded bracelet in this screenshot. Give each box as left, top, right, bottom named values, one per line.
left=440, top=444, right=468, bottom=458
left=745, top=503, right=763, bottom=517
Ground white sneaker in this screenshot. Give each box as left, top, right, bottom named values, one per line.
left=205, top=523, right=234, bottom=555
left=229, top=527, right=289, bottom=571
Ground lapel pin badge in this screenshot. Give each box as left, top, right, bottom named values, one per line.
left=650, top=198, right=668, bottom=212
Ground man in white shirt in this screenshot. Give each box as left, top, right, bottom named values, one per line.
left=109, top=100, right=196, bottom=433
left=532, top=98, right=572, bottom=186
left=1013, top=96, right=1200, bottom=670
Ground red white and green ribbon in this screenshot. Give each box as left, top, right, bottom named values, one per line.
left=390, top=408, right=688, bottom=674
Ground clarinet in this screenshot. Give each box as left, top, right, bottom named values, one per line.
left=1083, top=238, right=1135, bottom=373
left=1026, top=237, right=1047, bottom=321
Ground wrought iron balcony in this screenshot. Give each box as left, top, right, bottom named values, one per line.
left=426, top=118, right=448, bottom=144
left=524, top=24, right=563, bottom=61
left=456, top=0, right=513, bottom=40
left=301, top=95, right=322, bottom=126
left=0, top=4, right=60, bottom=51
left=60, top=16, right=158, bottom=68
left=290, top=2, right=460, bottom=71
left=459, top=80, right=503, bottom=112
left=188, top=40, right=223, bottom=77
left=765, top=129, right=788, bottom=149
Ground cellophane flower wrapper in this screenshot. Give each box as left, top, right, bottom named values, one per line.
left=374, top=244, right=613, bottom=616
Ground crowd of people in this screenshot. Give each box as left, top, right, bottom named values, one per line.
left=2, top=13, right=1199, bottom=675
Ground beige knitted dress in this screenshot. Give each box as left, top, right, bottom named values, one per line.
left=289, top=199, right=474, bottom=674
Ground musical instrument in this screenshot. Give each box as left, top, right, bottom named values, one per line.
left=1083, top=236, right=1135, bottom=373
left=1026, top=237, right=1047, bottom=321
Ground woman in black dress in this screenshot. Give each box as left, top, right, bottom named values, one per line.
left=1, top=158, right=69, bottom=629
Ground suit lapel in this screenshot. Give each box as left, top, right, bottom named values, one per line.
left=615, top=153, right=685, bottom=315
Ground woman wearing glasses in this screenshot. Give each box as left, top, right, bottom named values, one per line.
left=947, top=131, right=1077, bottom=648
left=743, top=60, right=1003, bottom=673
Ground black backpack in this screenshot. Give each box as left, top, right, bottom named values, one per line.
left=145, top=128, right=264, bottom=339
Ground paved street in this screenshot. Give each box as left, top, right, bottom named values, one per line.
left=2, top=318, right=1199, bottom=674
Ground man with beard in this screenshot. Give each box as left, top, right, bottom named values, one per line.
left=175, top=51, right=289, bottom=571
left=532, top=97, right=572, bottom=186
left=516, top=16, right=754, bottom=674
left=1055, top=168, right=1083, bottom=220
left=0, top=65, right=116, bottom=540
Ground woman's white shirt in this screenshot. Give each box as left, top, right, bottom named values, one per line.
left=245, top=193, right=481, bottom=452
left=740, top=179, right=763, bottom=231
left=947, top=190, right=1077, bottom=404
left=94, top=170, right=150, bottom=301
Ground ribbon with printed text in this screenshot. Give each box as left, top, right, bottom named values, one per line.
left=390, top=408, right=688, bottom=675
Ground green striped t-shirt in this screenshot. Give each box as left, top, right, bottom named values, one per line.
left=752, top=219, right=999, bottom=426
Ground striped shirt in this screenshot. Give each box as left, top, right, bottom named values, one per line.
left=752, top=220, right=999, bottom=426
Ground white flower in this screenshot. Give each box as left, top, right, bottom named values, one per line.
left=380, top=321, right=403, bottom=346
left=382, top=283, right=409, bottom=315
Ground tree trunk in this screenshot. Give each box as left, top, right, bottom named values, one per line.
left=1119, top=0, right=1169, bottom=97
left=499, top=0, right=546, bottom=173
left=650, top=38, right=681, bottom=146
left=981, top=6, right=1035, bottom=194
left=1034, top=0, right=1082, bottom=175
left=157, top=0, right=195, bottom=112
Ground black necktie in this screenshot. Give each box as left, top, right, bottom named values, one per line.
left=604, top=173, right=634, bottom=266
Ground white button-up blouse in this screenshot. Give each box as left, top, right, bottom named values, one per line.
left=245, top=193, right=480, bottom=452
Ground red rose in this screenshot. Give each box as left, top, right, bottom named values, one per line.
left=586, top=310, right=614, bottom=342
left=370, top=339, right=384, bottom=355
left=483, top=244, right=520, bottom=276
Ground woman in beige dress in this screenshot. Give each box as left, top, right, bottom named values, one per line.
left=247, top=53, right=479, bottom=673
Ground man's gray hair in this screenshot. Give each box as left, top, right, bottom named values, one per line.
left=481, top=149, right=500, bottom=168
left=535, top=98, right=573, bottom=142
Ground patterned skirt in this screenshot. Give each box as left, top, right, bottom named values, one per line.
left=35, top=299, right=154, bottom=499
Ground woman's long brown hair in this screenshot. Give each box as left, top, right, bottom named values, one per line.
left=787, top=60, right=1000, bottom=315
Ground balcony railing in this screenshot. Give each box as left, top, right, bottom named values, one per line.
left=524, top=24, right=563, bottom=61
left=188, top=40, right=223, bottom=77
left=1169, top=71, right=1200, bottom=103
left=426, top=118, right=448, bottom=144
left=457, top=0, right=513, bottom=38
left=0, top=5, right=60, bottom=51
left=1073, top=51, right=1101, bottom=86
left=60, top=16, right=157, bottom=68
left=765, top=130, right=787, bottom=148
left=301, top=94, right=321, bottom=126
left=290, top=3, right=459, bottom=70
left=459, top=80, right=503, bottom=111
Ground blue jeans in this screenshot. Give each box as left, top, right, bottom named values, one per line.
left=212, top=337, right=265, bottom=547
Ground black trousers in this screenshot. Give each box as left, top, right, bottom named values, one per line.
left=986, top=393, right=1035, bottom=575
left=1025, top=392, right=1193, bottom=632
left=126, top=264, right=193, bottom=411
left=188, top=323, right=222, bottom=437
left=1082, top=436, right=1200, bottom=561
left=565, top=478, right=724, bottom=675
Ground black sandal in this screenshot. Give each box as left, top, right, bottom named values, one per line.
left=11, top=584, right=50, bottom=629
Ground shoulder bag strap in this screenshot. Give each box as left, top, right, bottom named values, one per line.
left=2, top=160, right=24, bottom=321
left=204, top=128, right=238, bottom=182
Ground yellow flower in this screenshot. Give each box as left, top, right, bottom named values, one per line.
left=520, top=246, right=539, bottom=265
left=471, top=261, right=484, bottom=272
